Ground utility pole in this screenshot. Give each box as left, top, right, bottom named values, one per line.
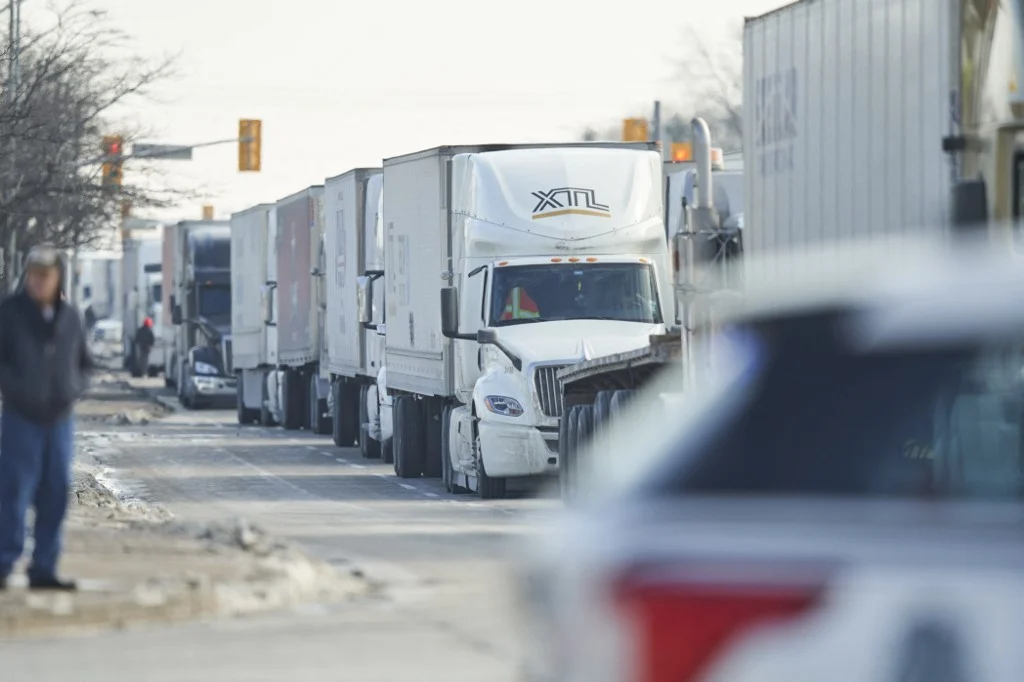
left=5, top=0, right=22, bottom=292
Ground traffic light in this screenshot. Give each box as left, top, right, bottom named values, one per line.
left=202, top=205, right=214, bottom=220
left=622, top=118, right=649, bottom=142
left=238, top=119, right=262, bottom=172
left=670, top=142, right=693, bottom=162
left=101, top=135, right=124, bottom=187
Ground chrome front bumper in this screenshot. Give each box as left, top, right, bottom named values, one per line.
left=191, top=375, right=237, bottom=397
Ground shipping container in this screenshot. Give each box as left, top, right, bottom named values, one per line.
left=230, top=204, right=272, bottom=371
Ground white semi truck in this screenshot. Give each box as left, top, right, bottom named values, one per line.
left=163, top=220, right=235, bottom=409
left=267, top=186, right=329, bottom=432
left=230, top=204, right=274, bottom=424
left=557, top=0, right=1024, bottom=495
left=121, top=225, right=165, bottom=378
left=322, top=168, right=389, bottom=458
left=381, top=143, right=671, bottom=499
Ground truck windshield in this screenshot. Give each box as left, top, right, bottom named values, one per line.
left=489, top=262, right=662, bottom=327
left=197, top=285, right=231, bottom=317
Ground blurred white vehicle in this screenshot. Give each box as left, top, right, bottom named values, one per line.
left=520, top=246, right=1024, bottom=682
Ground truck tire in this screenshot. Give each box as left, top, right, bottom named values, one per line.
left=576, top=404, right=594, bottom=449
left=441, top=404, right=468, bottom=494
left=357, top=384, right=381, bottom=459
left=260, top=375, right=278, bottom=427
left=475, top=417, right=506, bottom=500
left=393, top=396, right=425, bottom=479
left=281, top=369, right=303, bottom=430
left=236, top=374, right=260, bottom=425
left=593, top=390, right=614, bottom=430
left=309, top=374, right=332, bottom=435
left=332, top=380, right=359, bottom=447
left=609, top=390, right=634, bottom=416
left=559, top=405, right=579, bottom=501
left=561, top=403, right=577, bottom=499
left=422, top=399, right=443, bottom=479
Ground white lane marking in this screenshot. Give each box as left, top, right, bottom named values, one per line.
left=217, top=448, right=377, bottom=514
left=348, top=463, right=365, bottom=469
left=422, top=492, right=439, bottom=498
left=398, top=483, right=417, bottom=491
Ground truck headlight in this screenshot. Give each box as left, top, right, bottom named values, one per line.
left=194, top=361, right=218, bottom=376
left=484, top=395, right=524, bottom=417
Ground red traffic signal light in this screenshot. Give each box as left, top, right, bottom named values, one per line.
left=109, top=141, right=121, bottom=154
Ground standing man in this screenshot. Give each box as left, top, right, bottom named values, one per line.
left=0, top=243, right=94, bottom=590
left=134, top=316, right=155, bottom=377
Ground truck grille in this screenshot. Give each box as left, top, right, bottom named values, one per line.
left=533, top=365, right=567, bottom=418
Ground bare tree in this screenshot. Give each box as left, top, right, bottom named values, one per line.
left=0, top=0, right=180, bottom=289
left=673, top=25, right=743, bottom=149
left=579, top=26, right=744, bottom=151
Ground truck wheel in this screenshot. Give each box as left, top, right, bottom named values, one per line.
left=593, top=391, right=614, bottom=430
left=147, top=366, right=160, bottom=378
left=422, top=399, right=443, bottom=479
left=381, top=438, right=394, bottom=465
left=236, top=374, right=260, bottom=425
left=393, top=396, right=425, bottom=479
left=281, top=369, right=303, bottom=430
left=609, top=390, right=634, bottom=416
left=478, top=462, right=506, bottom=500
left=308, top=374, right=332, bottom=435
left=576, top=404, right=594, bottom=445
left=333, top=380, right=359, bottom=447
left=260, top=375, right=278, bottom=427
left=357, top=384, right=381, bottom=459
left=559, top=405, right=580, bottom=501
left=179, top=364, right=195, bottom=410
left=441, top=404, right=467, bottom=494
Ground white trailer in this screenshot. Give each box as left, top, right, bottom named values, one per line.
left=322, top=168, right=387, bottom=457
left=382, top=143, right=671, bottom=498
left=270, top=186, right=330, bottom=432
left=230, top=204, right=273, bottom=424
left=121, top=227, right=165, bottom=377
left=743, top=0, right=1024, bottom=252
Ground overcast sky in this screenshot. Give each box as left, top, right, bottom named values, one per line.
left=30, top=0, right=787, bottom=221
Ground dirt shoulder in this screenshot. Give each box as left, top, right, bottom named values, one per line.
left=0, top=371, right=369, bottom=638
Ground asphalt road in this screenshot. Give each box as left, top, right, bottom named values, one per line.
left=1, top=386, right=560, bottom=681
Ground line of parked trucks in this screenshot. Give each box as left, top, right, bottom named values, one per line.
left=225, top=143, right=723, bottom=499
left=115, top=0, right=1022, bottom=501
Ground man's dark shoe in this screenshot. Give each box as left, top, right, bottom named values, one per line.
left=28, top=575, right=77, bottom=591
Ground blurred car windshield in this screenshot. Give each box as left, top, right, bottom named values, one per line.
left=589, top=317, right=1024, bottom=502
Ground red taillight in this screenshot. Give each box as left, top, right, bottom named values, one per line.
left=612, top=561, right=829, bottom=682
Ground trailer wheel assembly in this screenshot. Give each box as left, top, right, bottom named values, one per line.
left=332, top=380, right=359, bottom=447
left=593, top=390, right=614, bottom=430
left=309, top=374, right=332, bottom=435
left=558, top=405, right=580, bottom=502
left=394, top=396, right=424, bottom=478
left=422, top=399, right=443, bottom=479
left=357, top=384, right=381, bottom=459
left=260, top=374, right=278, bottom=427
left=236, top=374, right=260, bottom=425
left=281, top=369, right=303, bottom=430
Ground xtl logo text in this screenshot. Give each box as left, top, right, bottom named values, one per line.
left=531, top=188, right=610, bottom=219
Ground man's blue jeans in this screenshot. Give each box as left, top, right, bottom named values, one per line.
left=0, top=409, right=74, bottom=579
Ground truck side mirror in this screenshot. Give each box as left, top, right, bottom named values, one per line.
left=356, top=275, right=374, bottom=327
left=441, top=287, right=460, bottom=338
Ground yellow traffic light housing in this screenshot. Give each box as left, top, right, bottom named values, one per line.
left=622, top=118, right=649, bottom=142
left=202, top=205, right=214, bottom=220
left=101, top=135, right=124, bottom=187
left=238, top=119, right=262, bottom=172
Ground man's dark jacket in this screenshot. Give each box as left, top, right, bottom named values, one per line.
left=0, top=293, right=95, bottom=424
